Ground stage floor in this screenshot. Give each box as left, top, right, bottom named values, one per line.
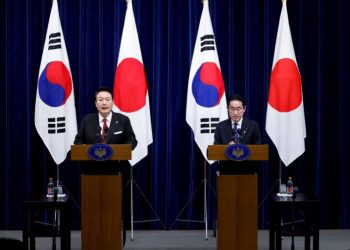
left=1, top=229, right=349, bottom=249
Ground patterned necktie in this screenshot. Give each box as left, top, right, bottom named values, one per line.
left=101, top=118, right=108, bottom=143
left=233, top=122, right=239, bottom=143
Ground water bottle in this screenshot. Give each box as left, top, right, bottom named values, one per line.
left=47, top=177, right=54, bottom=196
left=287, top=177, right=294, bottom=195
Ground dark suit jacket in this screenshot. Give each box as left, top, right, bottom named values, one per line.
left=214, top=117, right=261, bottom=145
left=74, top=112, right=135, bottom=246
left=74, top=111, right=137, bottom=150
left=214, top=118, right=261, bottom=174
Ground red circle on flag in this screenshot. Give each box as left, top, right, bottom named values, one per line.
left=114, top=58, right=148, bottom=112
left=46, top=61, right=72, bottom=104
left=268, top=58, right=302, bottom=112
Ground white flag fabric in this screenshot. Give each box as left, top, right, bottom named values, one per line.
left=265, top=0, right=306, bottom=166
left=113, top=0, right=153, bottom=166
left=186, top=0, right=228, bottom=164
left=35, top=0, right=77, bottom=165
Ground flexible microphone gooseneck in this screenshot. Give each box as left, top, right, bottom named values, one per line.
left=96, top=127, right=102, bottom=143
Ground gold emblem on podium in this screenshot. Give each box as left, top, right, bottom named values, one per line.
left=94, top=147, right=107, bottom=158
left=231, top=147, right=244, bottom=158
left=225, top=143, right=251, bottom=161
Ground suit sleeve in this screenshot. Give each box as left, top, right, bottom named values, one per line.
left=74, top=116, right=86, bottom=144
left=214, top=123, right=223, bottom=144
left=252, top=121, right=262, bottom=144
left=124, top=117, right=138, bottom=150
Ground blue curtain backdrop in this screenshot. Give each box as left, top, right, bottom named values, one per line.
left=1, top=0, right=350, bottom=230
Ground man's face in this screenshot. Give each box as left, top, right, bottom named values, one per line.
left=95, top=91, right=113, bottom=117
left=228, top=100, right=246, bottom=122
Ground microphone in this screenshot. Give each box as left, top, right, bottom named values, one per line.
left=237, top=129, right=242, bottom=143
left=231, top=131, right=234, bottom=142
left=96, top=127, right=102, bottom=143
left=231, top=128, right=242, bottom=143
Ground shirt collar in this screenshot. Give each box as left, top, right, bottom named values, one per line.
left=231, top=118, right=243, bottom=128
left=99, top=112, right=112, bottom=124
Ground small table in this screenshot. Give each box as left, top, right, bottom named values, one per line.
left=269, top=193, right=319, bottom=250
left=22, top=195, right=71, bottom=250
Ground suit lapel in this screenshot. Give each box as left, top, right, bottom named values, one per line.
left=106, top=113, right=119, bottom=144
left=224, top=119, right=233, bottom=143
left=225, top=119, right=232, bottom=133
left=93, top=113, right=101, bottom=143
left=241, top=118, right=247, bottom=132
left=240, top=118, right=250, bottom=142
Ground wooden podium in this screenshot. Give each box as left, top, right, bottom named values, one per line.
left=71, top=144, right=131, bottom=250
left=207, top=144, right=269, bottom=250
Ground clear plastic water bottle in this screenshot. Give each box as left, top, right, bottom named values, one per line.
left=47, top=177, right=54, bottom=196
left=287, top=177, right=294, bottom=195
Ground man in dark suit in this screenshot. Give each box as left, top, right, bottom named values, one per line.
left=74, top=87, right=137, bottom=149
left=214, top=94, right=261, bottom=174
left=214, top=94, right=261, bottom=145
left=74, top=87, right=136, bottom=246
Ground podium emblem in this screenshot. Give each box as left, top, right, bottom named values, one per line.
left=225, top=144, right=251, bottom=161
left=87, top=144, right=113, bottom=161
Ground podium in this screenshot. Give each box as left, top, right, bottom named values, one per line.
left=207, top=144, right=269, bottom=250
left=71, top=144, right=131, bottom=250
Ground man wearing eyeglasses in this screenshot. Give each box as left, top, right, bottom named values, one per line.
left=214, top=94, right=261, bottom=145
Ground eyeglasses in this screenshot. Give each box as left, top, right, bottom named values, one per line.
left=228, top=107, right=243, bottom=112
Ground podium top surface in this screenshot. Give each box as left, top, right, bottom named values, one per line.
left=71, top=144, right=131, bottom=161
left=207, top=144, right=269, bottom=161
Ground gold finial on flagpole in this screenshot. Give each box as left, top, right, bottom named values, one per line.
left=202, top=0, right=209, bottom=4
left=126, top=0, right=132, bottom=3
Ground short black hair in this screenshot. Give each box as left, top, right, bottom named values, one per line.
left=95, top=86, right=114, bottom=100
left=227, top=94, right=246, bottom=107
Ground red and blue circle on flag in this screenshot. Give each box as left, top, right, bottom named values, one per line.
left=38, top=61, right=72, bottom=107
left=191, top=62, right=224, bottom=108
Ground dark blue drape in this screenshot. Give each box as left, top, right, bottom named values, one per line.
left=2, top=0, right=350, bottom=230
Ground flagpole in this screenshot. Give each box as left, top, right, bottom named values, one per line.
left=128, top=165, right=166, bottom=239
left=56, top=164, right=61, bottom=229
left=279, top=159, right=282, bottom=188
left=203, top=159, right=208, bottom=240
left=56, top=164, right=59, bottom=186
left=130, top=165, right=134, bottom=240
left=169, top=158, right=211, bottom=240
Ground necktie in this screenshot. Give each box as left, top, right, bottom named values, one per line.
left=101, top=118, right=108, bottom=143
left=233, top=122, right=239, bottom=143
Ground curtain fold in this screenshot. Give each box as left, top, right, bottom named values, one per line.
left=2, top=0, right=350, bottom=229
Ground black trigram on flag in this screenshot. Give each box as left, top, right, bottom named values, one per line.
left=48, top=117, right=66, bottom=134
left=200, top=34, right=215, bottom=52
left=48, top=32, right=62, bottom=50
left=200, top=117, right=220, bottom=134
